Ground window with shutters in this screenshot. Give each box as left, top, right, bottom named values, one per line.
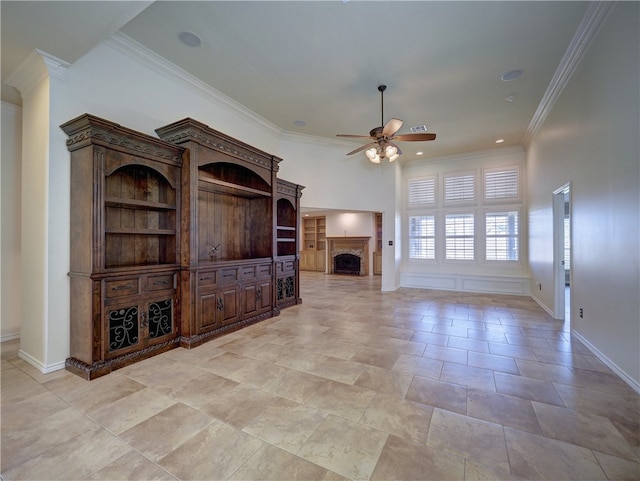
left=484, top=167, right=520, bottom=202
left=486, top=210, right=519, bottom=261
left=409, top=215, right=435, bottom=259
left=408, top=176, right=436, bottom=207
left=444, top=172, right=475, bottom=204
left=445, top=213, right=475, bottom=260
left=405, top=163, right=523, bottom=264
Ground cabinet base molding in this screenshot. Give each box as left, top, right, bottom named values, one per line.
left=65, top=338, right=181, bottom=380
left=180, top=308, right=281, bottom=349
left=276, top=298, right=303, bottom=310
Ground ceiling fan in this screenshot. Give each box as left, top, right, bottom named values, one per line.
left=336, top=84, right=436, bottom=163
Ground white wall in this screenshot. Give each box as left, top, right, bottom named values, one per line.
left=527, top=3, right=639, bottom=387
left=1, top=102, right=22, bottom=341
left=325, top=211, right=374, bottom=238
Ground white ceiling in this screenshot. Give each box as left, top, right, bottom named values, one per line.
left=2, top=1, right=589, bottom=161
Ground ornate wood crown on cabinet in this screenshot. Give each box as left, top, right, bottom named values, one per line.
left=62, top=114, right=303, bottom=379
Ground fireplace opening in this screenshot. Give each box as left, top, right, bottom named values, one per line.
left=334, top=253, right=361, bottom=276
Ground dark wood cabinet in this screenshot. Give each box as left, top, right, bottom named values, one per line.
left=61, top=114, right=185, bottom=379
left=63, top=114, right=303, bottom=378
left=156, top=118, right=303, bottom=348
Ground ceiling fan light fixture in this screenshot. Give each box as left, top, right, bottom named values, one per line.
left=365, top=147, right=379, bottom=160
left=388, top=153, right=400, bottom=162
left=385, top=144, right=398, bottom=158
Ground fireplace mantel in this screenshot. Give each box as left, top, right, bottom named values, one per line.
left=326, top=237, right=371, bottom=276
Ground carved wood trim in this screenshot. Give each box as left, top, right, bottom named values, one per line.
left=61, top=114, right=184, bottom=164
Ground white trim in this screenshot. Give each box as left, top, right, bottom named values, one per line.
left=572, top=330, right=640, bottom=395
left=1, top=333, right=20, bottom=343
left=521, top=2, right=615, bottom=145
left=401, top=272, right=531, bottom=296
left=18, top=348, right=65, bottom=374
left=1, top=101, right=23, bottom=116
left=531, top=293, right=556, bottom=318
left=404, top=145, right=524, bottom=167
left=5, top=49, right=70, bottom=97
left=106, top=32, right=282, bottom=138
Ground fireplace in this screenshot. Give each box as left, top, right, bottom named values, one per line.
left=326, top=236, right=370, bottom=276
left=334, top=253, right=361, bottom=276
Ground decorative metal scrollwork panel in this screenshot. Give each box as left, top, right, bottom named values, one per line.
left=277, top=277, right=295, bottom=301
left=109, top=306, right=139, bottom=352
left=148, top=299, right=173, bottom=339
left=285, top=276, right=295, bottom=298
left=277, top=278, right=284, bottom=300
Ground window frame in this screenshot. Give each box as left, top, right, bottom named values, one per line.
left=484, top=207, right=521, bottom=264
left=444, top=210, right=477, bottom=262
left=407, top=212, right=437, bottom=261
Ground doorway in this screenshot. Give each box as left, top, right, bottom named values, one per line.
left=553, top=184, right=571, bottom=325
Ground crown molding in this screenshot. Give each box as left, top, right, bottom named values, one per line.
left=280, top=129, right=356, bottom=150
left=105, top=32, right=283, bottom=139
left=1, top=101, right=23, bottom=117
left=404, top=145, right=525, bottom=168
left=521, top=2, right=615, bottom=146
left=5, top=49, right=70, bottom=98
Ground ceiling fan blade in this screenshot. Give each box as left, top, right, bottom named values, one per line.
left=382, top=118, right=403, bottom=137
left=336, top=134, right=372, bottom=139
left=392, top=133, right=437, bottom=142
left=346, top=142, right=377, bottom=156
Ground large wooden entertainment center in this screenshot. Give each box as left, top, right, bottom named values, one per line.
left=62, top=114, right=303, bottom=379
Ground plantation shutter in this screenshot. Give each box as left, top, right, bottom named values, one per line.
left=444, top=173, right=475, bottom=203
left=408, top=177, right=436, bottom=206
left=485, top=168, right=519, bottom=200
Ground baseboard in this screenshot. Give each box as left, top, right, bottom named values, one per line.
left=18, top=349, right=66, bottom=374
left=400, top=272, right=531, bottom=296
left=572, top=330, right=640, bottom=395
left=1, top=332, right=20, bottom=343
left=530, top=293, right=555, bottom=318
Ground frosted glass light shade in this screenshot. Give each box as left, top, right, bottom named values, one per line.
left=385, top=145, right=398, bottom=157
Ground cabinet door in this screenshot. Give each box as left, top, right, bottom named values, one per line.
left=316, top=251, right=326, bottom=272
left=277, top=275, right=296, bottom=304
left=105, top=297, right=176, bottom=359
left=218, top=287, right=239, bottom=326
left=257, top=280, right=272, bottom=312
left=197, top=292, right=222, bottom=332
left=147, top=298, right=175, bottom=343
left=306, top=251, right=317, bottom=270
left=105, top=302, right=142, bottom=358
left=373, top=252, right=382, bottom=275
left=241, top=283, right=259, bottom=318
left=243, top=279, right=272, bottom=317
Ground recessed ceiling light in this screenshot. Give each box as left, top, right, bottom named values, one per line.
left=294, top=120, right=306, bottom=127
left=495, top=139, right=505, bottom=144
left=416, top=151, right=424, bottom=156
left=178, top=31, right=201, bottom=47
left=501, top=69, right=522, bottom=81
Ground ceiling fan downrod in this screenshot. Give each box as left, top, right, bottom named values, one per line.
left=378, top=84, right=386, bottom=128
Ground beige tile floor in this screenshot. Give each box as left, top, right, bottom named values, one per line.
left=2, top=272, right=639, bottom=480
